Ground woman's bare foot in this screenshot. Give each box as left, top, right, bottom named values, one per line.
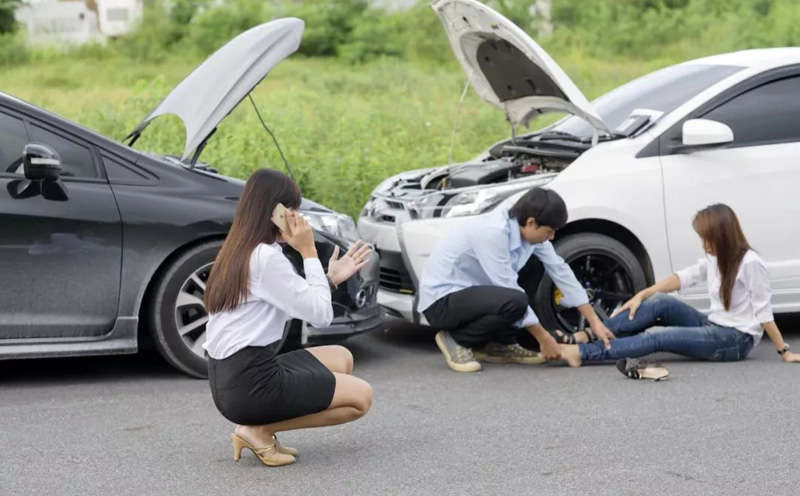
left=560, top=345, right=582, bottom=367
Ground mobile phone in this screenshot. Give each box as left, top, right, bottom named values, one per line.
left=271, top=203, right=289, bottom=232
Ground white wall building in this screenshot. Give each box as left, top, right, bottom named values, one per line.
left=15, top=0, right=142, bottom=46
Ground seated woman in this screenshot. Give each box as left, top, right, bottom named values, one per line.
left=561, top=203, right=799, bottom=378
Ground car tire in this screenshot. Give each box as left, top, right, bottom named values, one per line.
left=146, top=241, right=302, bottom=378
left=533, top=233, right=648, bottom=334
left=147, top=241, right=223, bottom=378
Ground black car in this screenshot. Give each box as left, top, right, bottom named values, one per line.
left=0, top=18, right=383, bottom=378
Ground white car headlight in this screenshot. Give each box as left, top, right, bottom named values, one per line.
left=409, top=177, right=555, bottom=220
left=301, top=211, right=359, bottom=242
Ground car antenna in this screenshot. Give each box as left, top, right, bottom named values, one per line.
left=248, top=93, right=296, bottom=181
left=447, top=69, right=474, bottom=166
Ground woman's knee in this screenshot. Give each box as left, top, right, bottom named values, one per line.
left=333, top=375, right=373, bottom=419
left=333, top=345, right=354, bottom=374
left=352, top=379, right=373, bottom=416
left=310, top=345, right=354, bottom=374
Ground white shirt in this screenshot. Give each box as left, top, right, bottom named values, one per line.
left=676, top=250, right=773, bottom=344
left=203, top=243, right=333, bottom=359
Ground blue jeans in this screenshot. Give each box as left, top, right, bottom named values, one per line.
left=579, top=294, right=755, bottom=363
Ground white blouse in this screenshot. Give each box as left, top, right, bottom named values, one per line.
left=676, top=250, right=773, bottom=343
left=203, top=243, right=333, bottom=359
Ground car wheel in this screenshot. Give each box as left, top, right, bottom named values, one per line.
left=146, top=241, right=222, bottom=378
left=147, top=241, right=303, bottom=378
left=533, top=233, right=648, bottom=334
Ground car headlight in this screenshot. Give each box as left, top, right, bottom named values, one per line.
left=409, top=177, right=555, bottom=220
left=301, top=211, right=359, bottom=242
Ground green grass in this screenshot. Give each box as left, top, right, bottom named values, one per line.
left=0, top=54, right=676, bottom=217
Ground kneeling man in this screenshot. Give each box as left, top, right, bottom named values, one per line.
left=418, top=187, right=613, bottom=372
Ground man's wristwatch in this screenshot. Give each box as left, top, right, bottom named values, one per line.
left=778, top=343, right=790, bottom=355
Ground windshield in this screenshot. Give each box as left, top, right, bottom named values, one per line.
left=550, top=64, right=744, bottom=137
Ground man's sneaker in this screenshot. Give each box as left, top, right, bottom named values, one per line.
left=434, top=331, right=481, bottom=373
left=483, top=342, right=545, bottom=364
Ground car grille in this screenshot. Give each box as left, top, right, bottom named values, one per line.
left=366, top=195, right=410, bottom=224
left=377, top=250, right=415, bottom=294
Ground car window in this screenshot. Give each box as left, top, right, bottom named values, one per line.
left=701, top=76, right=800, bottom=147
left=103, top=155, right=152, bottom=184
left=0, top=112, right=30, bottom=174
left=29, top=124, right=97, bottom=178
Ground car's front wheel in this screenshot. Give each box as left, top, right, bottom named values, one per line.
left=533, top=233, right=648, bottom=334
left=146, top=241, right=222, bottom=378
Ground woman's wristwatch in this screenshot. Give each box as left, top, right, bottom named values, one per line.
left=778, top=343, right=790, bottom=355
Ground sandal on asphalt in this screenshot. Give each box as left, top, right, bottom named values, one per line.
left=616, top=358, right=670, bottom=381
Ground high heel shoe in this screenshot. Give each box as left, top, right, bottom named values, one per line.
left=273, top=434, right=299, bottom=457
left=231, top=434, right=296, bottom=467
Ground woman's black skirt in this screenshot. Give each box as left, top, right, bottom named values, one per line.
left=207, top=341, right=336, bottom=426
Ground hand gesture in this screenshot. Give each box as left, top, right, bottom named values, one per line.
left=327, top=240, right=372, bottom=287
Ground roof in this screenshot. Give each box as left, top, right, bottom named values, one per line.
left=684, top=48, right=800, bottom=70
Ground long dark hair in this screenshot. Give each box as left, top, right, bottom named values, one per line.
left=204, top=169, right=302, bottom=314
left=692, top=204, right=751, bottom=311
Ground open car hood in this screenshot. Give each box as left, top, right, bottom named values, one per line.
left=126, top=18, right=304, bottom=161
left=431, top=0, right=610, bottom=135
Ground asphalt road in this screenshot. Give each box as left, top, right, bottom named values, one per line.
left=2, top=317, right=799, bottom=496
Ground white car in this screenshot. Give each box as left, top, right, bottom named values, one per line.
left=357, top=0, right=800, bottom=333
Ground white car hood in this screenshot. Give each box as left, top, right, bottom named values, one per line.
left=431, top=0, right=610, bottom=134
left=126, top=18, right=304, bottom=161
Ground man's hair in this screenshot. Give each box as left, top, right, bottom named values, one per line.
left=509, top=187, right=568, bottom=230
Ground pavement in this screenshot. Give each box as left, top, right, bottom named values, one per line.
left=1, top=316, right=799, bottom=496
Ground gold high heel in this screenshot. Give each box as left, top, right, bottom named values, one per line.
left=231, top=434, right=296, bottom=467
left=273, top=434, right=299, bottom=457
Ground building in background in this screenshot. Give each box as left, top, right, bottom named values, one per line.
left=14, top=0, right=142, bottom=46
left=14, top=1, right=550, bottom=46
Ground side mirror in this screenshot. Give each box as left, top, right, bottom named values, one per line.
left=14, top=143, right=69, bottom=201
left=23, top=143, right=62, bottom=181
left=679, top=119, right=734, bottom=150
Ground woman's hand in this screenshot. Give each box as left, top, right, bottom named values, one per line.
left=612, top=292, right=646, bottom=320
left=327, top=240, right=372, bottom=287
left=283, top=210, right=317, bottom=259
left=782, top=351, right=800, bottom=363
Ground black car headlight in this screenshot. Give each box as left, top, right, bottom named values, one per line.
left=301, top=211, right=359, bottom=243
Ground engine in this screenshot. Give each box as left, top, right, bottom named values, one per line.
left=442, top=155, right=570, bottom=190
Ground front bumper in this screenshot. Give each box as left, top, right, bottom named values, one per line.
left=303, top=305, right=385, bottom=345
left=377, top=289, right=415, bottom=321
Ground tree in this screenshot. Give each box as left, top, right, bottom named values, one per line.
left=0, top=0, right=18, bottom=34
